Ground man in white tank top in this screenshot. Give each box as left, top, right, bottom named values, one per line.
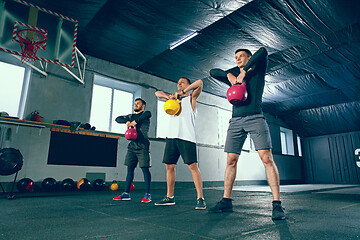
left=154, top=77, right=206, bottom=210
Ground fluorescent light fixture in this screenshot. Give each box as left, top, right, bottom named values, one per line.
left=169, top=32, right=199, bottom=50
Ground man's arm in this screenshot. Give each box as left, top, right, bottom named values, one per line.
left=175, top=79, right=203, bottom=111
left=210, top=67, right=240, bottom=86
left=211, top=47, right=267, bottom=85
left=211, top=68, right=239, bottom=86
left=133, top=111, right=151, bottom=125
left=228, top=47, right=267, bottom=84
left=227, top=68, right=250, bottom=85
left=155, top=91, right=171, bottom=101
left=115, top=114, right=130, bottom=124
left=179, top=79, right=203, bottom=100
left=243, top=47, right=267, bottom=71
left=210, top=68, right=227, bottom=83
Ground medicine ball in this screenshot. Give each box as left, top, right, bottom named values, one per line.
left=60, top=178, right=76, bottom=191
left=77, top=178, right=91, bottom=190
left=92, top=179, right=106, bottom=191
left=41, top=177, right=58, bottom=192
left=16, top=178, right=34, bottom=192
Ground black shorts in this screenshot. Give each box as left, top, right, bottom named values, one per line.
left=124, top=148, right=151, bottom=168
left=162, top=138, right=197, bottom=165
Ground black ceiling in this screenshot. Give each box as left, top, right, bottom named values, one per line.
left=25, top=0, right=360, bottom=138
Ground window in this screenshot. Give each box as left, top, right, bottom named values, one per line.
left=111, top=89, right=134, bottom=133
left=217, top=108, right=232, bottom=146
left=297, top=135, right=302, bottom=157
left=280, top=131, right=287, bottom=154
left=156, top=99, right=172, bottom=138
left=249, top=137, right=256, bottom=151
left=217, top=108, right=256, bottom=150
left=0, top=61, right=27, bottom=118
left=90, top=74, right=140, bottom=133
left=280, top=127, right=294, bottom=155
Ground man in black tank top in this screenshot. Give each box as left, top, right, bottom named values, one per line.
left=209, top=47, right=286, bottom=220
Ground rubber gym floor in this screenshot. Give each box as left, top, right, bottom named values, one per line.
left=1, top=184, right=360, bottom=240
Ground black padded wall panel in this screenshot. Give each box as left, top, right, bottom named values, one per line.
left=48, top=131, right=118, bottom=167
left=303, top=132, right=360, bottom=184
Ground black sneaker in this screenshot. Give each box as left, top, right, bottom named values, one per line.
left=272, top=201, right=286, bottom=220
left=195, top=198, right=206, bottom=210
left=208, top=198, right=233, bottom=213
left=155, top=196, right=175, bottom=206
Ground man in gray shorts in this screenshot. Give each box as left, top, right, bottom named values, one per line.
left=209, top=47, right=285, bottom=220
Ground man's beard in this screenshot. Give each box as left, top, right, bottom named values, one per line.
left=134, top=108, right=141, bottom=112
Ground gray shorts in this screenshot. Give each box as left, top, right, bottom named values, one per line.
left=224, top=114, right=272, bottom=154
left=124, top=148, right=151, bottom=168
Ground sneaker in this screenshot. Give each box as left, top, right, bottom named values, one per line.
left=272, top=201, right=286, bottom=220
left=155, top=196, right=175, bottom=206
left=208, top=198, right=233, bottom=213
left=113, top=192, right=131, bottom=201
left=141, top=193, right=152, bottom=203
left=195, top=198, right=207, bottom=210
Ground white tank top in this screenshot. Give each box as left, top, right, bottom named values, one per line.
left=167, top=95, right=197, bottom=143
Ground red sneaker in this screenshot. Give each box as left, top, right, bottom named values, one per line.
left=141, top=193, right=151, bottom=203
left=113, top=192, right=131, bottom=200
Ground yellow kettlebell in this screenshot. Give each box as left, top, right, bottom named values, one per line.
left=164, top=99, right=181, bottom=115
left=110, top=180, right=118, bottom=191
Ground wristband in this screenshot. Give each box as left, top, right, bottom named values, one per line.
left=182, top=90, right=185, bottom=94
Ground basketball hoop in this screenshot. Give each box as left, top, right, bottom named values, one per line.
left=16, top=29, right=47, bottom=63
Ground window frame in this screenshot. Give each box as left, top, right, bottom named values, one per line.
left=90, top=74, right=140, bottom=133
left=280, top=131, right=288, bottom=154
left=280, top=127, right=295, bottom=156
left=297, top=135, right=302, bottom=157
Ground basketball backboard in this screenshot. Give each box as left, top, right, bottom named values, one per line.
left=0, top=0, right=78, bottom=68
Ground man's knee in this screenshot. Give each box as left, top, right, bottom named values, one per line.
left=187, top=162, right=199, bottom=171
left=166, top=164, right=176, bottom=171
left=227, top=153, right=239, bottom=166
left=258, top=149, right=274, bottom=166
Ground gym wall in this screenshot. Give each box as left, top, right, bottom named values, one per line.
left=0, top=52, right=304, bottom=186
left=302, top=131, right=360, bottom=184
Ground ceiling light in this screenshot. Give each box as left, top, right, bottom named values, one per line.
left=169, top=32, right=199, bottom=50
